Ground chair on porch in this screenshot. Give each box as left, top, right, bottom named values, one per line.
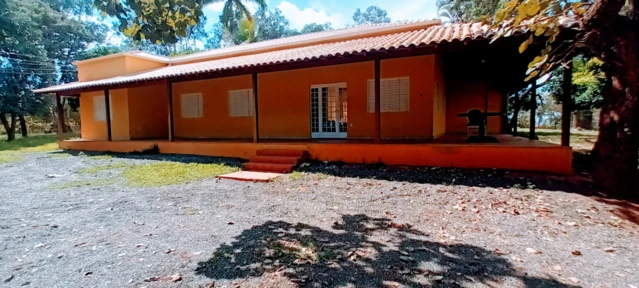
left=464, top=109, right=486, bottom=137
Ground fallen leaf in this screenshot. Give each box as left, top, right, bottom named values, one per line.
left=227, top=221, right=234, bottom=225
left=603, top=247, right=616, bottom=252
left=168, top=273, right=182, bottom=282
left=84, top=272, right=93, bottom=276
left=571, top=250, right=582, bottom=256
left=526, top=248, right=542, bottom=254
left=144, top=276, right=160, bottom=282
left=566, top=222, right=578, bottom=227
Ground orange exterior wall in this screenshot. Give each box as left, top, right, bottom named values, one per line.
left=77, top=56, right=166, bottom=82
left=446, top=81, right=503, bottom=134
left=172, top=75, right=254, bottom=139
left=128, top=84, right=169, bottom=140
left=79, top=91, right=107, bottom=140
left=59, top=140, right=573, bottom=175
left=433, top=55, right=447, bottom=138
left=258, top=56, right=436, bottom=140
left=380, top=55, right=435, bottom=139
left=258, top=61, right=375, bottom=139
left=109, top=89, right=130, bottom=141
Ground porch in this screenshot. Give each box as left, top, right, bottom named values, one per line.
left=59, top=134, right=573, bottom=174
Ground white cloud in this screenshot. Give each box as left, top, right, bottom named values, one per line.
left=277, top=1, right=346, bottom=30
left=379, top=0, right=439, bottom=22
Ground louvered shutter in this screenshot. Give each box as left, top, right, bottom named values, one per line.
left=93, top=95, right=106, bottom=121
left=181, top=93, right=203, bottom=118
left=228, top=89, right=254, bottom=117
left=399, top=77, right=410, bottom=112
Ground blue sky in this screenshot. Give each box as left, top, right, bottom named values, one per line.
left=203, top=0, right=440, bottom=31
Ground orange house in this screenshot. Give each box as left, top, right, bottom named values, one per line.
left=34, top=20, right=575, bottom=174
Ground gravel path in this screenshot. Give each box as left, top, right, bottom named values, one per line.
left=1, top=151, right=638, bottom=288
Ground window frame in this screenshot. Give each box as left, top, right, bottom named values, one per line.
left=180, top=93, right=204, bottom=119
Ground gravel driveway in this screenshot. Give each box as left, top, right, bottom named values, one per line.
left=1, top=151, right=638, bottom=288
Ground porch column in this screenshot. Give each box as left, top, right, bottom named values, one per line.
left=561, top=61, right=573, bottom=146
left=529, top=81, right=536, bottom=140
left=167, top=81, right=175, bottom=142
left=252, top=72, right=259, bottom=143
left=104, top=89, right=112, bottom=141
left=55, top=93, right=65, bottom=141
left=374, top=56, right=381, bottom=143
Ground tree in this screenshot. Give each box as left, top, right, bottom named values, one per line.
left=253, top=8, right=299, bottom=41
left=352, top=6, right=391, bottom=25
left=492, top=0, right=639, bottom=197
left=95, top=0, right=266, bottom=44
left=546, top=56, right=604, bottom=111
left=437, top=0, right=505, bottom=22
left=300, top=22, right=333, bottom=34
left=1, top=0, right=102, bottom=140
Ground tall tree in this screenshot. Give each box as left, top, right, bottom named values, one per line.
left=437, top=0, right=504, bottom=22
left=300, top=22, right=333, bottom=34
left=95, top=0, right=266, bottom=44
left=492, top=0, right=639, bottom=197
left=0, top=0, right=101, bottom=140
left=352, top=6, right=391, bottom=24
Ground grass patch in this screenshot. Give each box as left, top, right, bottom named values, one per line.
left=50, top=178, right=118, bottom=190
left=0, top=133, right=79, bottom=164
left=0, top=152, right=23, bottom=164
left=289, top=171, right=306, bottom=181
left=122, top=162, right=238, bottom=187
left=315, top=172, right=330, bottom=180
left=86, top=154, right=113, bottom=160
left=78, top=162, right=129, bottom=174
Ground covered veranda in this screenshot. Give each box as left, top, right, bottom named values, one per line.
left=40, top=25, right=576, bottom=175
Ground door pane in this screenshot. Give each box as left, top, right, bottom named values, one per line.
left=311, top=88, right=319, bottom=133
left=321, top=87, right=336, bottom=133
left=339, top=87, right=347, bottom=133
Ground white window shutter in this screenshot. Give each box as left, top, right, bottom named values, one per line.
left=93, top=95, right=106, bottom=121
left=228, top=89, right=253, bottom=117
left=399, top=77, right=410, bottom=112
left=181, top=93, right=203, bottom=118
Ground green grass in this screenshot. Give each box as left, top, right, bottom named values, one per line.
left=78, top=162, right=129, bottom=174
left=122, top=162, right=238, bottom=187
left=289, top=171, right=306, bottom=181
left=49, top=178, right=119, bottom=190
left=86, top=154, right=114, bottom=160
left=0, top=133, right=78, bottom=164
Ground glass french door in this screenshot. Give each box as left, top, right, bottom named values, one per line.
left=310, top=83, right=347, bottom=138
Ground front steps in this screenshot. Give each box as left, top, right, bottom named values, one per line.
left=242, top=149, right=308, bottom=173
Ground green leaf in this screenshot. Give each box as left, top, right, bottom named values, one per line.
left=519, top=35, right=533, bottom=53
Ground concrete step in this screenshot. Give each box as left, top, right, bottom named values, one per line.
left=242, top=162, right=296, bottom=173
left=256, top=149, right=307, bottom=158
left=249, top=155, right=302, bottom=165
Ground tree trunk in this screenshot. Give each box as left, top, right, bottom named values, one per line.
left=1, top=113, right=17, bottom=141
left=0, top=113, right=12, bottom=141
left=18, top=114, right=27, bottom=137
left=592, top=38, right=639, bottom=199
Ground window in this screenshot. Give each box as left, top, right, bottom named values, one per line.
left=93, top=95, right=106, bottom=122
left=228, top=89, right=254, bottom=117
left=367, top=77, right=410, bottom=113
left=180, top=93, right=203, bottom=118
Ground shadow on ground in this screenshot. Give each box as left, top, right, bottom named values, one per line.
left=296, top=161, right=595, bottom=195
left=196, top=214, right=576, bottom=288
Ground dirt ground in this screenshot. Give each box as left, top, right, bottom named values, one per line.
left=1, top=151, right=638, bottom=288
